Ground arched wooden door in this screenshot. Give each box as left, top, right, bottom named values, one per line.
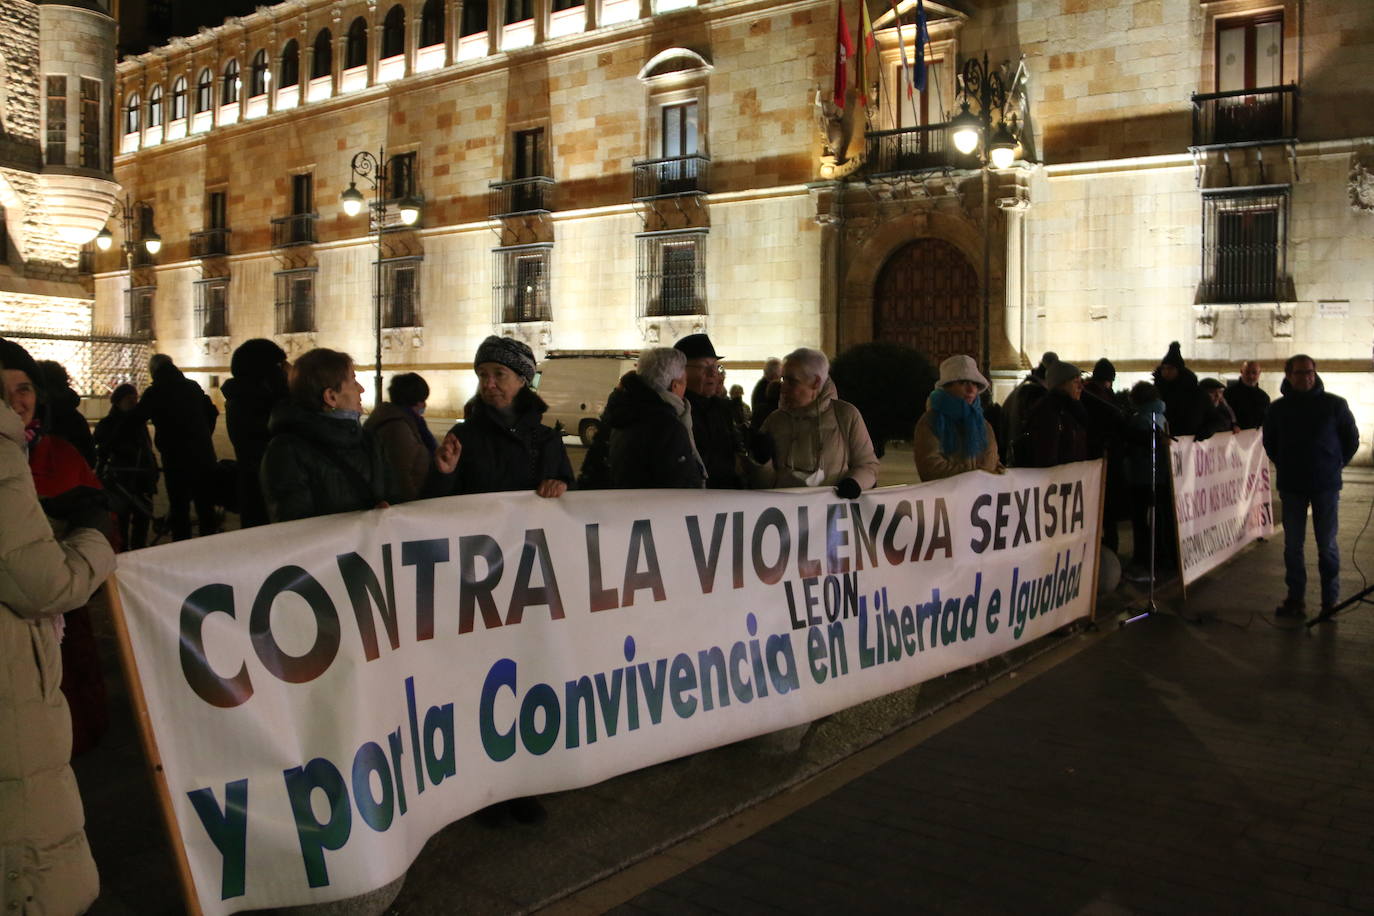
left=872, top=238, right=980, bottom=363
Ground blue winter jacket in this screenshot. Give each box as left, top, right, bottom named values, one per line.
left=1262, top=377, right=1359, bottom=494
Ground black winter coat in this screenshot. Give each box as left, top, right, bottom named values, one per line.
left=685, top=389, right=742, bottom=488
left=1224, top=381, right=1270, bottom=430
left=48, top=386, right=95, bottom=465
left=605, top=373, right=705, bottom=489
left=1153, top=366, right=1204, bottom=437
left=131, top=362, right=218, bottom=471
left=222, top=377, right=282, bottom=527
left=1022, top=391, right=1089, bottom=468
left=260, top=404, right=396, bottom=522
left=425, top=388, right=573, bottom=497
left=1263, top=377, right=1359, bottom=495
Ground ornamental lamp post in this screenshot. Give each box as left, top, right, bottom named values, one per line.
left=953, top=52, right=1020, bottom=373
left=96, top=196, right=162, bottom=337
left=339, top=148, right=421, bottom=409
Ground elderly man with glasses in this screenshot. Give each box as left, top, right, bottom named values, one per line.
left=673, top=333, right=745, bottom=488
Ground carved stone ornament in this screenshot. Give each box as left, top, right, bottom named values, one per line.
left=1351, top=151, right=1374, bottom=213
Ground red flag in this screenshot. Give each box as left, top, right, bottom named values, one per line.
left=834, top=1, right=855, bottom=108
left=855, top=0, right=877, bottom=107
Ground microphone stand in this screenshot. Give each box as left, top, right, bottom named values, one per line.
left=1122, top=424, right=1163, bottom=627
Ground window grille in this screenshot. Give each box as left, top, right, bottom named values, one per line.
left=379, top=258, right=422, bottom=328
left=126, top=286, right=155, bottom=336
left=274, top=269, right=316, bottom=334
left=493, top=245, right=553, bottom=324
left=194, top=279, right=229, bottom=338
left=636, top=230, right=707, bottom=318
left=1200, top=186, right=1289, bottom=303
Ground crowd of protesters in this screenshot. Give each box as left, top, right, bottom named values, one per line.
left=0, top=326, right=1362, bottom=914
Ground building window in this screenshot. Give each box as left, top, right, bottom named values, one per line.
left=382, top=5, right=406, bottom=59
left=280, top=40, right=300, bottom=88
left=312, top=30, right=333, bottom=79
left=380, top=257, right=422, bottom=328
left=123, top=92, right=140, bottom=135
left=460, top=0, right=488, bottom=36
left=79, top=78, right=101, bottom=168
left=420, top=0, right=445, bottom=47
left=387, top=151, right=416, bottom=200
left=514, top=127, right=546, bottom=179
left=661, top=101, right=698, bottom=158
left=127, top=286, right=155, bottom=336
left=506, top=0, right=535, bottom=24
left=147, top=84, right=163, bottom=128
left=222, top=59, right=240, bottom=105
left=170, top=76, right=187, bottom=120
left=273, top=173, right=317, bottom=246
left=132, top=205, right=159, bottom=267
left=1217, top=13, right=1282, bottom=92
left=195, top=68, right=213, bottom=112
left=494, top=245, right=552, bottom=323
left=274, top=269, right=316, bottom=333
left=192, top=190, right=231, bottom=257
left=195, top=279, right=229, bottom=338
left=249, top=50, right=269, bottom=97
left=346, top=18, right=368, bottom=69
left=553, top=0, right=584, bottom=10
left=1200, top=187, right=1289, bottom=304
left=637, top=230, right=707, bottom=317
left=45, top=76, right=66, bottom=165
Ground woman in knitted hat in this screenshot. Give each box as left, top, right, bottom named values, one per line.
left=1019, top=360, right=1090, bottom=467
left=913, top=355, right=1003, bottom=481
left=427, top=335, right=573, bottom=500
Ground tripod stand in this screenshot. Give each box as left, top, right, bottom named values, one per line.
left=1122, top=424, right=1166, bottom=627
left=1306, top=584, right=1374, bottom=628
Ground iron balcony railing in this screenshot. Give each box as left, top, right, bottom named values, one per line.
left=190, top=228, right=231, bottom=258
left=271, top=213, right=318, bottom=247
left=489, top=176, right=554, bottom=218
left=1191, top=84, right=1298, bottom=147
left=865, top=123, right=980, bottom=176
left=632, top=154, right=711, bottom=200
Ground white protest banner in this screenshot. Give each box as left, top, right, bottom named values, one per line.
left=1169, top=429, right=1275, bottom=586
left=113, top=461, right=1102, bottom=914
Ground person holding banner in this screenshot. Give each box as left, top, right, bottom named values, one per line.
left=913, top=354, right=1002, bottom=481
left=1263, top=355, right=1360, bottom=620
left=755, top=347, right=879, bottom=496
left=1019, top=361, right=1089, bottom=468
left=260, top=348, right=399, bottom=522
left=1, top=338, right=116, bottom=916
left=604, top=347, right=706, bottom=489
left=427, top=336, right=573, bottom=501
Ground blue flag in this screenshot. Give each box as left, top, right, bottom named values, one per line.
left=914, top=0, right=930, bottom=92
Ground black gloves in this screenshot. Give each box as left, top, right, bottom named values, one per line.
left=835, top=477, right=862, bottom=500
left=41, top=486, right=114, bottom=540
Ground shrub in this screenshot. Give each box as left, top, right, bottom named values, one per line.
left=830, top=342, right=938, bottom=458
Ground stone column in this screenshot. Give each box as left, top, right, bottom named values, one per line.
left=488, top=0, right=501, bottom=55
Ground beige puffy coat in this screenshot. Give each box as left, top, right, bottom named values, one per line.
left=912, top=405, right=1002, bottom=481
left=0, top=400, right=115, bottom=915
left=757, top=379, right=881, bottom=489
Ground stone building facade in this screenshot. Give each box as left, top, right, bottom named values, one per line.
left=104, top=0, right=1372, bottom=459
left=0, top=0, right=126, bottom=392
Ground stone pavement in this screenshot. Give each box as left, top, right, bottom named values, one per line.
left=78, top=466, right=1373, bottom=915
left=565, top=468, right=1374, bottom=915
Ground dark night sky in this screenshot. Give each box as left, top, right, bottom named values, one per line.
left=119, top=0, right=278, bottom=56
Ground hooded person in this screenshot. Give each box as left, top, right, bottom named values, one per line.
left=912, top=355, right=1002, bottom=481
left=604, top=347, right=706, bottom=489
left=35, top=359, right=96, bottom=465
left=1020, top=360, right=1089, bottom=468
left=222, top=338, right=289, bottom=527
left=425, top=336, right=573, bottom=502
left=1152, top=341, right=1204, bottom=437
left=755, top=347, right=880, bottom=495
left=364, top=372, right=437, bottom=502
left=0, top=337, right=116, bottom=916
left=1002, top=350, right=1058, bottom=463
left=128, top=352, right=220, bottom=539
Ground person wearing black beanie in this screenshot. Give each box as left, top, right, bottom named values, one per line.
left=1152, top=341, right=1203, bottom=436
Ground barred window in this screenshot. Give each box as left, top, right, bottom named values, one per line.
left=194, top=279, right=229, bottom=338
left=1200, top=186, right=1289, bottom=304
left=275, top=269, right=316, bottom=334
left=45, top=76, right=66, bottom=166
left=126, top=286, right=155, bottom=336
left=637, top=230, right=707, bottom=318
left=493, top=245, right=552, bottom=324
left=380, top=258, right=422, bottom=328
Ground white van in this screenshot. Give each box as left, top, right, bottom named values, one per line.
left=533, top=350, right=638, bottom=445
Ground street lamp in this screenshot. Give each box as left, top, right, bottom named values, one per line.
left=340, top=148, right=421, bottom=408
left=954, top=52, right=1020, bottom=373
left=97, top=197, right=162, bottom=335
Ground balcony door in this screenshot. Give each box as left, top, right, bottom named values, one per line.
left=872, top=238, right=979, bottom=364
left=1215, top=13, right=1283, bottom=142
